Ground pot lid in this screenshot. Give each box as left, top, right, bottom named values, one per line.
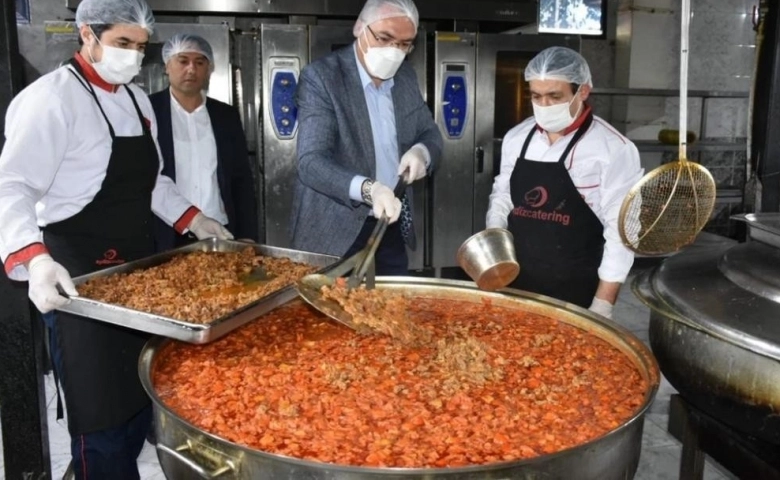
left=648, top=237, right=780, bottom=361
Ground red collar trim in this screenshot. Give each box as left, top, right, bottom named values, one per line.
left=536, top=104, right=593, bottom=135
left=74, top=53, right=119, bottom=93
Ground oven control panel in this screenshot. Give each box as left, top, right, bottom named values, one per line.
left=441, top=64, right=468, bottom=139
left=269, top=57, right=300, bottom=139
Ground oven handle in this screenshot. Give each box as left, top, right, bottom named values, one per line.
left=475, top=146, right=485, bottom=174
left=157, top=439, right=238, bottom=478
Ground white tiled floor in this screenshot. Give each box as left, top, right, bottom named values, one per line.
left=1, top=272, right=739, bottom=480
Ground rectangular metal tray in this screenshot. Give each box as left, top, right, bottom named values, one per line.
left=732, top=213, right=780, bottom=249
left=57, top=238, right=339, bottom=344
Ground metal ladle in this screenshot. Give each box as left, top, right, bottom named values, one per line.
left=297, top=176, right=408, bottom=331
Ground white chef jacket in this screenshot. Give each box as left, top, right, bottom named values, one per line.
left=170, top=92, right=229, bottom=225
left=0, top=59, right=195, bottom=281
left=486, top=114, right=643, bottom=283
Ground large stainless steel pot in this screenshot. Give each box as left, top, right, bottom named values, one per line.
left=139, top=277, right=659, bottom=479
left=634, top=232, right=780, bottom=444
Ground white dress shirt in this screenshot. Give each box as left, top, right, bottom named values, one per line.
left=170, top=92, right=228, bottom=225
left=486, top=115, right=644, bottom=283
left=0, top=63, right=194, bottom=280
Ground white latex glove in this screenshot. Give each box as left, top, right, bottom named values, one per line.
left=397, top=145, right=428, bottom=182
left=370, top=182, right=402, bottom=223
left=188, top=212, right=235, bottom=240
left=27, top=254, right=78, bottom=314
left=588, top=297, right=614, bottom=319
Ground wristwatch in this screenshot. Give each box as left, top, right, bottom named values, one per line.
left=361, top=179, right=375, bottom=205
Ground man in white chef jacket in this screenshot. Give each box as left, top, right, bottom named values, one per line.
left=0, top=0, right=231, bottom=477
left=486, top=46, right=643, bottom=318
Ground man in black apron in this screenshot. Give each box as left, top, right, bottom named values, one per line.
left=0, top=1, right=232, bottom=478
left=485, top=47, right=643, bottom=318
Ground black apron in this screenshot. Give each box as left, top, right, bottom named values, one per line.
left=506, top=113, right=604, bottom=308
left=42, top=59, right=158, bottom=435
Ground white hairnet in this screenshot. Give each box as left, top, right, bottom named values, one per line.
left=525, top=46, right=593, bottom=87
left=162, top=34, right=214, bottom=66
left=353, top=0, right=419, bottom=37
left=76, top=0, right=155, bottom=34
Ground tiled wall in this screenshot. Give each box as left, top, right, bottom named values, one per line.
left=614, top=0, right=756, bottom=237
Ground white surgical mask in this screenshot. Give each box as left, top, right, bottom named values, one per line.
left=361, top=30, right=406, bottom=80
left=88, top=31, right=144, bottom=85
left=532, top=90, right=582, bottom=133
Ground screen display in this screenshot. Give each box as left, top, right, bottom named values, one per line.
left=538, top=0, right=605, bottom=36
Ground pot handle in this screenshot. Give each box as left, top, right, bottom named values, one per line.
left=157, top=439, right=237, bottom=478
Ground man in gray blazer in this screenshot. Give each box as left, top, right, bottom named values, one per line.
left=290, top=0, right=442, bottom=275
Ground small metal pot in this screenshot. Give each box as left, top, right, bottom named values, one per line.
left=457, top=228, right=520, bottom=291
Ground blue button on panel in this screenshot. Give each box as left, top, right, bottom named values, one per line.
left=271, top=70, right=298, bottom=138
left=441, top=74, right=467, bottom=138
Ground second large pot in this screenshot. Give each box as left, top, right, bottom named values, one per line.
left=634, top=237, right=780, bottom=444
left=140, top=277, right=659, bottom=479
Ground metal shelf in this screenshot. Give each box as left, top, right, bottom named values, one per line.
left=634, top=140, right=747, bottom=152
left=591, top=88, right=749, bottom=99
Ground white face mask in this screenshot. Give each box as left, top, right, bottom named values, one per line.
left=88, top=31, right=144, bottom=85
left=532, top=90, right=582, bottom=133
left=360, top=30, right=406, bottom=80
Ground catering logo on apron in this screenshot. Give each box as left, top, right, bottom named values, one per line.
left=95, top=248, right=125, bottom=266
left=511, top=186, right=571, bottom=226
left=524, top=186, right=549, bottom=208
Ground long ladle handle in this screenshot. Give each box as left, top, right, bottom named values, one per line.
left=346, top=175, right=409, bottom=289
left=679, top=0, right=691, bottom=162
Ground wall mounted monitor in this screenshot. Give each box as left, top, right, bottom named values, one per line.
left=538, top=0, right=606, bottom=36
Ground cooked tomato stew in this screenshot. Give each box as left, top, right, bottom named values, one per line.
left=153, top=296, right=649, bottom=468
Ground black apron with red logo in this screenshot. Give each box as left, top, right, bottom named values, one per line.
left=506, top=113, right=604, bottom=308
left=41, top=60, right=158, bottom=434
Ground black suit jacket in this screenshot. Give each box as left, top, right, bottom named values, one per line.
left=150, top=89, right=258, bottom=251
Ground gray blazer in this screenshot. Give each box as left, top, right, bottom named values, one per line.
left=289, top=44, right=442, bottom=256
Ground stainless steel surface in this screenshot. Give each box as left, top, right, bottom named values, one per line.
left=405, top=32, right=429, bottom=271
left=719, top=241, right=780, bottom=303
left=732, top=212, right=780, bottom=248
left=308, top=25, right=354, bottom=63
left=260, top=24, right=308, bottom=249
left=66, top=0, right=258, bottom=13
left=431, top=32, right=477, bottom=270
left=632, top=235, right=780, bottom=444
left=65, top=0, right=536, bottom=22
left=591, top=87, right=749, bottom=98
left=57, top=238, right=338, bottom=344
left=140, top=277, right=659, bottom=479
left=637, top=242, right=780, bottom=361
left=456, top=228, right=519, bottom=291
left=44, top=22, right=232, bottom=104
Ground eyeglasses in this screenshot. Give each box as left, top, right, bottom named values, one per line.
left=366, top=25, right=415, bottom=54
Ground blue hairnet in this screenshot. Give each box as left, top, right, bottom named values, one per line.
left=75, top=0, right=155, bottom=34
left=353, top=0, right=419, bottom=37
left=525, top=46, right=593, bottom=87
left=162, top=34, right=214, bottom=67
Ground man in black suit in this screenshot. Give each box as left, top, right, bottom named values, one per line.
left=150, top=34, right=257, bottom=251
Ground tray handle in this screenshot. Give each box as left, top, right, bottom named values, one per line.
left=157, top=438, right=238, bottom=478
